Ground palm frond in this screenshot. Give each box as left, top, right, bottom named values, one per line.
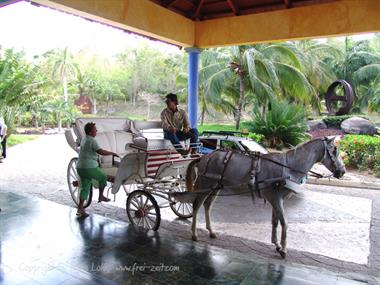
left=274, top=62, right=314, bottom=103
left=262, top=45, right=302, bottom=70
left=353, top=64, right=380, bottom=84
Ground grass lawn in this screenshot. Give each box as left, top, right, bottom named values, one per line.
left=198, top=122, right=252, bottom=134
left=7, top=135, right=38, bottom=148
left=198, top=123, right=236, bottom=134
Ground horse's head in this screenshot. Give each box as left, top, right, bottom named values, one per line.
left=320, top=137, right=346, bottom=179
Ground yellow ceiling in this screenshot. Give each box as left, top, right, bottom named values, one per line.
left=30, top=0, right=380, bottom=48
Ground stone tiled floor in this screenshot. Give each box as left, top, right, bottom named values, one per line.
left=0, top=191, right=369, bottom=285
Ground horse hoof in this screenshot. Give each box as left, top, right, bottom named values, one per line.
left=276, top=246, right=281, bottom=253
left=209, top=233, right=217, bottom=239
left=192, top=235, right=198, bottom=241
left=279, top=250, right=286, bottom=259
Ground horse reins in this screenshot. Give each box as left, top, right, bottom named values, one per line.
left=250, top=137, right=338, bottom=179
left=253, top=154, right=325, bottom=179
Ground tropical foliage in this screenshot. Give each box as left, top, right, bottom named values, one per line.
left=248, top=100, right=308, bottom=148
left=340, top=135, right=380, bottom=177
left=0, top=48, right=43, bottom=133
left=1, top=34, right=380, bottom=140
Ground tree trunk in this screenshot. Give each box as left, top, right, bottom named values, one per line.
left=106, top=99, right=109, bottom=117
left=146, top=101, right=151, bottom=121
left=132, top=92, right=137, bottom=106
left=58, top=113, right=62, bottom=132
left=63, top=76, right=68, bottom=102
left=92, top=97, right=97, bottom=114
left=235, top=73, right=245, bottom=130
left=200, top=105, right=206, bottom=126
left=261, top=105, right=266, bottom=117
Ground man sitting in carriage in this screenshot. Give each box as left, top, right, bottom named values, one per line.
left=160, top=93, right=199, bottom=156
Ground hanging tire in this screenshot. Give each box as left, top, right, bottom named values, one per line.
left=67, top=157, right=92, bottom=208
left=126, top=190, right=161, bottom=231
left=170, top=181, right=193, bottom=218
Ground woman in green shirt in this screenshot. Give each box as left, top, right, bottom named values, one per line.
left=76, top=122, right=118, bottom=218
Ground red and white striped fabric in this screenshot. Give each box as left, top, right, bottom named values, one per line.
left=146, top=150, right=182, bottom=177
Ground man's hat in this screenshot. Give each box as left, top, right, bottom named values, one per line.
left=165, top=93, right=178, bottom=105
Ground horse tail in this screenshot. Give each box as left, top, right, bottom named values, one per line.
left=186, top=158, right=201, bottom=192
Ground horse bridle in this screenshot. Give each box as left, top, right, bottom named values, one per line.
left=321, top=138, right=340, bottom=170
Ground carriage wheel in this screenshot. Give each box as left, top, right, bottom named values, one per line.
left=126, top=190, right=161, bottom=231
left=67, top=157, right=92, bottom=208
left=170, top=182, right=193, bottom=218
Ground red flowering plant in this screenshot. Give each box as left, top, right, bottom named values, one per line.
left=340, top=135, right=380, bottom=176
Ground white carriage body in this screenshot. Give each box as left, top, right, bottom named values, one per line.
left=65, top=117, right=196, bottom=194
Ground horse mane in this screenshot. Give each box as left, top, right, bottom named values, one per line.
left=290, top=137, right=323, bottom=153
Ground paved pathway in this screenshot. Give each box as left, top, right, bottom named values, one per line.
left=1, top=191, right=368, bottom=285
left=1, top=134, right=379, bottom=283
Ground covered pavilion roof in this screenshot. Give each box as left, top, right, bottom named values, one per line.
left=149, top=0, right=338, bottom=21
left=4, top=0, right=380, bottom=48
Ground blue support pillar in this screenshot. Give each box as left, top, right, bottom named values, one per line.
left=186, top=47, right=201, bottom=129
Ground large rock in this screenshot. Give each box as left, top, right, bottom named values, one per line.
left=307, top=119, right=327, bottom=132
left=341, top=116, right=377, bottom=135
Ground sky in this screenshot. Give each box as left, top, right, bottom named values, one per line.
left=0, top=0, right=375, bottom=58
left=0, top=1, right=180, bottom=57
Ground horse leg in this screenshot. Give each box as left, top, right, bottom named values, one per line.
left=204, top=189, right=220, bottom=239
left=277, top=199, right=288, bottom=259
left=191, top=194, right=208, bottom=241
left=271, top=209, right=281, bottom=252
left=265, top=190, right=285, bottom=257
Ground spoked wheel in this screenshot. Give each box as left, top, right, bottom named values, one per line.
left=325, top=80, right=355, bottom=116
left=67, top=157, right=92, bottom=208
left=126, top=190, right=161, bottom=231
left=170, top=181, right=193, bottom=218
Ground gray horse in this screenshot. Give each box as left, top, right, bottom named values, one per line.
left=171, top=137, right=346, bottom=258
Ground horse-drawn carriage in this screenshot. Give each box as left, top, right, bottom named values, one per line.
left=65, top=118, right=200, bottom=230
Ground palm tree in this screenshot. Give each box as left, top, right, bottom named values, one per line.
left=353, top=60, right=380, bottom=111
left=0, top=48, right=42, bottom=133
left=71, top=66, right=97, bottom=114
left=51, top=47, right=77, bottom=102
left=293, top=40, right=340, bottom=112
left=42, top=97, right=78, bottom=131
left=174, top=49, right=231, bottom=125
left=197, top=48, right=231, bottom=125
left=325, top=37, right=380, bottom=111
left=202, top=44, right=317, bottom=129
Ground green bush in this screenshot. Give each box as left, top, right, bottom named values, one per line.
left=322, top=115, right=368, bottom=128
left=248, top=133, right=264, bottom=143
left=249, top=100, right=308, bottom=148
left=340, top=135, right=380, bottom=176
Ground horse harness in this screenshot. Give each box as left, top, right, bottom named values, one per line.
left=199, top=149, right=260, bottom=193
left=195, top=137, right=340, bottom=198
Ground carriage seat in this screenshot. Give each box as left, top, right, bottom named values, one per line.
left=66, top=118, right=181, bottom=178
left=71, top=118, right=136, bottom=169
left=96, top=130, right=134, bottom=167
